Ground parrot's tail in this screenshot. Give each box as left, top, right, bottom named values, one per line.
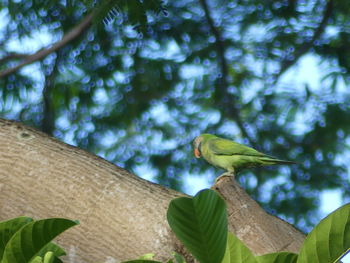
left=262, top=157, right=296, bottom=165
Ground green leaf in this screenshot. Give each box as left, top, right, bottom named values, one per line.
left=166, top=252, right=187, bottom=263
left=256, top=252, right=298, bottom=263
left=50, top=257, right=63, bottom=263
left=139, top=253, right=155, bottom=260
left=29, top=256, right=43, bottom=263
left=172, top=252, right=186, bottom=263
left=43, top=252, right=54, bottom=263
left=121, top=260, right=162, bottom=263
left=222, top=232, right=257, bottom=263
left=297, top=203, right=350, bottom=263
left=36, top=242, right=66, bottom=260
left=1, top=218, right=78, bottom=263
left=0, top=217, right=33, bottom=259
left=167, top=189, right=228, bottom=263
left=120, top=252, right=163, bottom=262
left=29, top=252, right=63, bottom=263
left=221, top=238, right=230, bottom=263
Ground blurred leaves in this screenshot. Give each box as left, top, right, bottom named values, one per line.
left=93, top=0, right=166, bottom=32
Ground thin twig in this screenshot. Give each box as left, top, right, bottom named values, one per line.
left=0, top=12, right=94, bottom=78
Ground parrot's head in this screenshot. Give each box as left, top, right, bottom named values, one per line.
left=193, top=134, right=217, bottom=158
left=193, top=135, right=204, bottom=158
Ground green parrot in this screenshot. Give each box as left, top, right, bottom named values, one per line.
left=193, top=134, right=295, bottom=176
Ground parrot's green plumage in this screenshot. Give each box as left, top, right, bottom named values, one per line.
left=193, top=134, right=294, bottom=175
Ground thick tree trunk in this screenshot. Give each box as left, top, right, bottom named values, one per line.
left=0, top=119, right=305, bottom=262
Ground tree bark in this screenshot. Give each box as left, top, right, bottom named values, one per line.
left=213, top=177, right=305, bottom=254
left=0, top=118, right=305, bottom=262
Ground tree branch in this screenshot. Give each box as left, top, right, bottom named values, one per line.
left=0, top=52, right=29, bottom=65
left=276, top=0, right=333, bottom=78
left=0, top=13, right=94, bottom=79
left=0, top=118, right=305, bottom=262
left=214, top=176, right=305, bottom=254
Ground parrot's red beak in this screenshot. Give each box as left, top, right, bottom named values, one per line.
left=194, top=148, right=201, bottom=158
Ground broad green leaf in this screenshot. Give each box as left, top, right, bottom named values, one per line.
left=297, top=203, right=350, bottom=263
left=221, top=237, right=231, bottom=263
left=167, top=189, right=227, bottom=263
left=0, top=216, right=33, bottom=259
left=256, top=252, right=298, bottom=263
left=1, top=218, right=78, bottom=263
left=221, top=232, right=257, bottom=263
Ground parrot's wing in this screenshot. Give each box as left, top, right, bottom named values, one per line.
left=208, top=138, right=267, bottom=157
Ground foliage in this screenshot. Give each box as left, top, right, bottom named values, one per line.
left=223, top=232, right=257, bottom=263
left=0, top=217, right=78, bottom=263
left=256, top=252, right=298, bottom=263
left=2, top=190, right=350, bottom=262
left=1, top=0, right=350, bottom=230
left=165, top=189, right=350, bottom=263
left=297, top=203, right=350, bottom=263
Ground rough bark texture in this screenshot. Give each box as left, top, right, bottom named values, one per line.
left=0, top=118, right=305, bottom=262
left=213, top=177, right=305, bottom=254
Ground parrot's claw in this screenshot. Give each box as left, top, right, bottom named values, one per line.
left=215, top=171, right=235, bottom=183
